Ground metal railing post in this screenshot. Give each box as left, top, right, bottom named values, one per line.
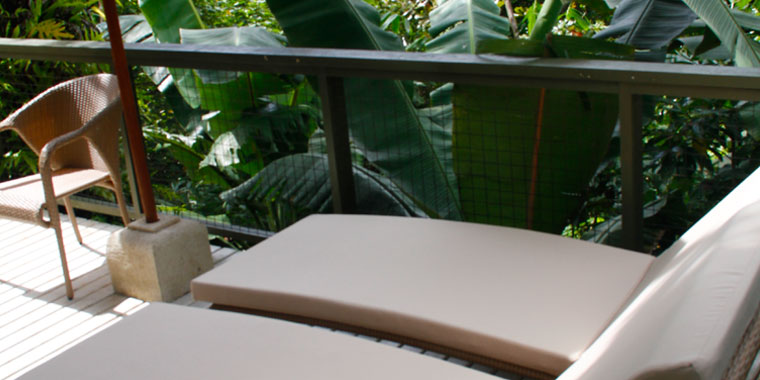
left=319, top=75, right=356, bottom=214
left=619, top=85, right=644, bottom=252
left=121, top=121, right=142, bottom=218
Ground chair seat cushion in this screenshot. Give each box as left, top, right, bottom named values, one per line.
left=192, top=215, right=654, bottom=376
left=0, top=168, right=109, bottom=225
left=19, top=303, right=499, bottom=380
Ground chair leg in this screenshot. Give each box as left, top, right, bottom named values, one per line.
left=63, top=197, right=83, bottom=244
left=50, top=206, right=74, bottom=300
left=113, top=188, right=131, bottom=226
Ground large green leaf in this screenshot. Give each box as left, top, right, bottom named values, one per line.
left=454, top=36, right=632, bottom=232
left=139, top=0, right=204, bottom=108
left=426, top=0, right=511, bottom=53
left=220, top=153, right=425, bottom=218
left=98, top=14, right=153, bottom=42
left=180, top=27, right=292, bottom=136
left=138, top=0, right=203, bottom=43
left=266, top=0, right=461, bottom=219
left=479, top=35, right=635, bottom=58
left=200, top=99, right=315, bottom=177
left=265, top=0, right=403, bottom=50
left=594, top=0, right=697, bottom=50
left=453, top=86, right=620, bottom=233
left=180, top=26, right=290, bottom=95
left=680, top=0, right=760, bottom=67
left=598, top=0, right=760, bottom=67
left=145, top=128, right=231, bottom=188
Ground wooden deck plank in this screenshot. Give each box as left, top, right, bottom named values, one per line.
left=0, top=294, right=135, bottom=379
left=0, top=215, right=520, bottom=380
left=0, top=280, right=116, bottom=359
left=0, top=273, right=112, bottom=343
left=0, top=217, right=92, bottom=266
left=1, top=298, right=147, bottom=380
left=0, top=247, right=106, bottom=306
left=0, top=269, right=110, bottom=328
left=0, top=218, right=102, bottom=284
left=0, top=215, right=232, bottom=380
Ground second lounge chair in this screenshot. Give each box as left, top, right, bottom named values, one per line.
left=192, top=166, right=760, bottom=379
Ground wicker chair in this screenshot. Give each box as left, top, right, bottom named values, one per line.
left=0, top=74, right=130, bottom=300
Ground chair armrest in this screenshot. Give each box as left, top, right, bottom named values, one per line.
left=0, top=119, right=11, bottom=133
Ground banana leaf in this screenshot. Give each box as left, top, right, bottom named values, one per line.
left=199, top=99, right=316, bottom=178
left=180, top=27, right=292, bottom=137
left=145, top=128, right=232, bottom=188
left=454, top=36, right=633, bottom=233
left=594, top=0, right=697, bottom=50
left=138, top=0, right=203, bottom=43
left=266, top=0, right=461, bottom=219
left=426, top=0, right=511, bottom=53
left=597, top=0, right=760, bottom=67
left=139, top=0, right=203, bottom=108
left=220, top=153, right=425, bottom=218
left=680, top=0, right=760, bottom=67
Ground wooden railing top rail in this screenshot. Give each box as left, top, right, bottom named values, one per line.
left=1, top=37, right=760, bottom=100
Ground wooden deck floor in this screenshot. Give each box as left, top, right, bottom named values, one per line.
left=0, top=215, right=526, bottom=380
left=0, top=215, right=237, bottom=380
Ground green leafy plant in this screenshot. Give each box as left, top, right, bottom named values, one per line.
left=108, top=0, right=322, bottom=228
left=108, top=0, right=760, bottom=239
left=578, top=97, right=760, bottom=252
left=415, top=0, right=633, bottom=232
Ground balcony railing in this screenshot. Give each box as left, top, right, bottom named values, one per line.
left=2, top=37, right=759, bottom=251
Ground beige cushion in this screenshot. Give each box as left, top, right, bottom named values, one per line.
left=192, top=216, right=653, bottom=376
left=560, top=167, right=760, bottom=380
left=19, top=303, right=498, bottom=380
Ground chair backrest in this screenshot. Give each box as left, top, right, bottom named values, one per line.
left=2, top=74, right=121, bottom=173
left=559, top=166, right=760, bottom=380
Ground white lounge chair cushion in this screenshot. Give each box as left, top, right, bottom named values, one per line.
left=559, top=169, right=760, bottom=380
left=18, top=303, right=499, bottom=380
left=192, top=215, right=654, bottom=376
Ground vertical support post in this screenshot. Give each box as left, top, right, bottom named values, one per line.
left=121, top=67, right=143, bottom=218
left=121, top=125, right=142, bottom=217
left=103, top=0, right=159, bottom=223
left=319, top=75, right=356, bottom=214
left=619, top=85, right=644, bottom=252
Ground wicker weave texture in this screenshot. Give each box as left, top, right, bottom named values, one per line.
left=0, top=74, right=124, bottom=227
left=724, top=302, right=760, bottom=380
left=0, top=73, right=121, bottom=173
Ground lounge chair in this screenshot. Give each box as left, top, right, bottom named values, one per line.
left=191, top=165, right=760, bottom=379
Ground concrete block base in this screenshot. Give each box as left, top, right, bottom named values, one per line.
left=106, top=216, right=213, bottom=302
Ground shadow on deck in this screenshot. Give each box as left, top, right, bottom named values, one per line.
left=0, top=215, right=237, bottom=379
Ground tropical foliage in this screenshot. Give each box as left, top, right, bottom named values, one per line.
left=0, top=0, right=105, bottom=180
left=113, top=0, right=760, bottom=243
left=2, top=0, right=759, bottom=251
